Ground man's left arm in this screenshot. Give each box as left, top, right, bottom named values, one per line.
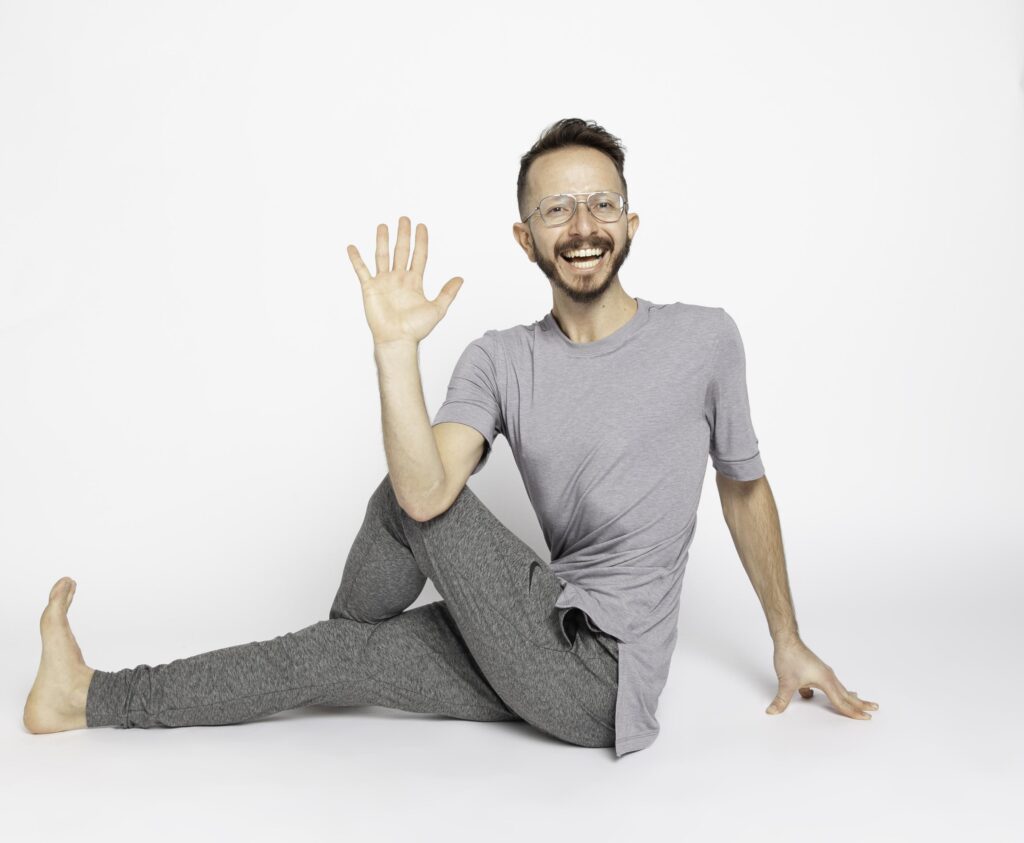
left=715, top=472, right=879, bottom=720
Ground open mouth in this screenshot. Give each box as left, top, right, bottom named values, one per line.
left=559, top=248, right=607, bottom=272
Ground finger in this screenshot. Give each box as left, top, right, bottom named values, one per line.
left=432, top=276, right=463, bottom=315
left=347, top=245, right=371, bottom=285
left=375, top=223, right=390, bottom=275
left=843, top=690, right=872, bottom=714
left=835, top=680, right=875, bottom=714
left=410, top=223, right=428, bottom=278
left=821, top=681, right=871, bottom=719
left=767, top=682, right=798, bottom=715
left=848, top=691, right=880, bottom=711
left=393, top=216, right=411, bottom=273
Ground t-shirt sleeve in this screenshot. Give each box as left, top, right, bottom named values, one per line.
left=431, top=331, right=504, bottom=476
left=705, top=309, right=766, bottom=480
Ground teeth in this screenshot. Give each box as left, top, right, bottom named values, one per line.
left=561, top=248, right=605, bottom=259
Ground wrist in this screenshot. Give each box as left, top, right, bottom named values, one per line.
left=772, top=629, right=802, bottom=648
left=374, top=338, right=419, bottom=359
left=374, top=337, right=418, bottom=348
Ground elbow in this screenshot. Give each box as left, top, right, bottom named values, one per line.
left=392, top=489, right=436, bottom=524
left=401, top=499, right=435, bottom=523
left=404, top=485, right=450, bottom=523
left=411, top=497, right=453, bottom=523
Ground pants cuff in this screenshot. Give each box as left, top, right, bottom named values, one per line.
left=85, top=667, right=134, bottom=728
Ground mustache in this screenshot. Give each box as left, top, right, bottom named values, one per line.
left=558, top=239, right=612, bottom=252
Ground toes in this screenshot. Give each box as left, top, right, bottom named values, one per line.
left=50, top=577, right=73, bottom=599
left=45, top=577, right=76, bottom=613
left=49, top=577, right=68, bottom=598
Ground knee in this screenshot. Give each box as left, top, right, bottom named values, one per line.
left=359, top=474, right=403, bottom=531
left=370, top=473, right=396, bottom=510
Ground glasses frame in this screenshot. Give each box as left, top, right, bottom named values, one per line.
left=522, top=191, right=629, bottom=227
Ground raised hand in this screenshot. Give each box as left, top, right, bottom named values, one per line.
left=347, top=216, right=464, bottom=347
left=766, top=638, right=879, bottom=719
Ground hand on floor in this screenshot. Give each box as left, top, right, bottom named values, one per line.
left=765, top=638, right=879, bottom=719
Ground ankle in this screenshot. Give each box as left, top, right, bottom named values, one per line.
left=71, top=668, right=95, bottom=713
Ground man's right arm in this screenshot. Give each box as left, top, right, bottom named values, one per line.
left=373, top=339, right=484, bottom=522
left=346, top=215, right=475, bottom=521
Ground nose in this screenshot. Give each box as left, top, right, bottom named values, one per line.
left=566, top=198, right=598, bottom=238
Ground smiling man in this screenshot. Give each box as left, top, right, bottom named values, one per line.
left=26, top=117, right=876, bottom=759
left=431, top=117, right=879, bottom=754
left=515, top=145, right=637, bottom=308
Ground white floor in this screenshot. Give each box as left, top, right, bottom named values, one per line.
left=4, top=549, right=1020, bottom=843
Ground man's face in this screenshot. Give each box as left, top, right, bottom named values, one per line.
left=513, top=145, right=640, bottom=304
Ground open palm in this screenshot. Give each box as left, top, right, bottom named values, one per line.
left=347, top=216, right=464, bottom=346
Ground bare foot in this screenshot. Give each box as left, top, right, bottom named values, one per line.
left=23, top=577, right=96, bottom=734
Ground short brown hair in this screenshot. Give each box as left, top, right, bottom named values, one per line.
left=517, top=118, right=629, bottom=221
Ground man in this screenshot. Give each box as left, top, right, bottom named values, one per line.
left=24, top=118, right=877, bottom=756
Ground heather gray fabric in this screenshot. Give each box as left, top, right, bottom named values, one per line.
left=432, top=298, right=765, bottom=756
left=86, top=474, right=619, bottom=750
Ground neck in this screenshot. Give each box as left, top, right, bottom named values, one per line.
left=550, top=287, right=638, bottom=344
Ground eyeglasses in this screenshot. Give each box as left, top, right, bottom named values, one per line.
left=522, top=191, right=628, bottom=227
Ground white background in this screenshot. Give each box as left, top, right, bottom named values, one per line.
left=2, top=1, right=1022, bottom=840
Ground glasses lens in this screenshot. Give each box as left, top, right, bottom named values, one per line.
left=536, top=193, right=625, bottom=226
left=589, top=192, right=624, bottom=222
left=539, top=194, right=575, bottom=226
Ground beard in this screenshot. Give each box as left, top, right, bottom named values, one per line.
left=535, top=233, right=634, bottom=304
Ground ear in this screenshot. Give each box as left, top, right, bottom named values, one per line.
left=512, top=221, right=537, bottom=262
left=626, top=211, right=640, bottom=240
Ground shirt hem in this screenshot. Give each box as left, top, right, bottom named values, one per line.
left=615, top=728, right=660, bottom=757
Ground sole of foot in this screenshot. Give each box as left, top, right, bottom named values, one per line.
left=23, top=576, right=96, bottom=734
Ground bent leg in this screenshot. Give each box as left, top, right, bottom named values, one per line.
left=357, top=474, right=619, bottom=749
left=86, top=601, right=519, bottom=729
left=329, top=476, right=427, bottom=623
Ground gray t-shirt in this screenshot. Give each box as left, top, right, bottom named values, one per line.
left=431, top=297, right=765, bottom=756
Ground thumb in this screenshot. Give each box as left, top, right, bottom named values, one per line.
left=766, top=685, right=796, bottom=715
left=433, top=276, right=464, bottom=315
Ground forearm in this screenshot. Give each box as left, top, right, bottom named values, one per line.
left=717, top=475, right=800, bottom=645
left=373, top=340, right=446, bottom=521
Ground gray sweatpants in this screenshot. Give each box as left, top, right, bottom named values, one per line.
left=85, top=474, right=620, bottom=749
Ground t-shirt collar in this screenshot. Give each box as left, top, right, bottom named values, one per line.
left=540, top=297, right=652, bottom=358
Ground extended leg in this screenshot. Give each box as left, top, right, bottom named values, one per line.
left=85, top=601, right=519, bottom=729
